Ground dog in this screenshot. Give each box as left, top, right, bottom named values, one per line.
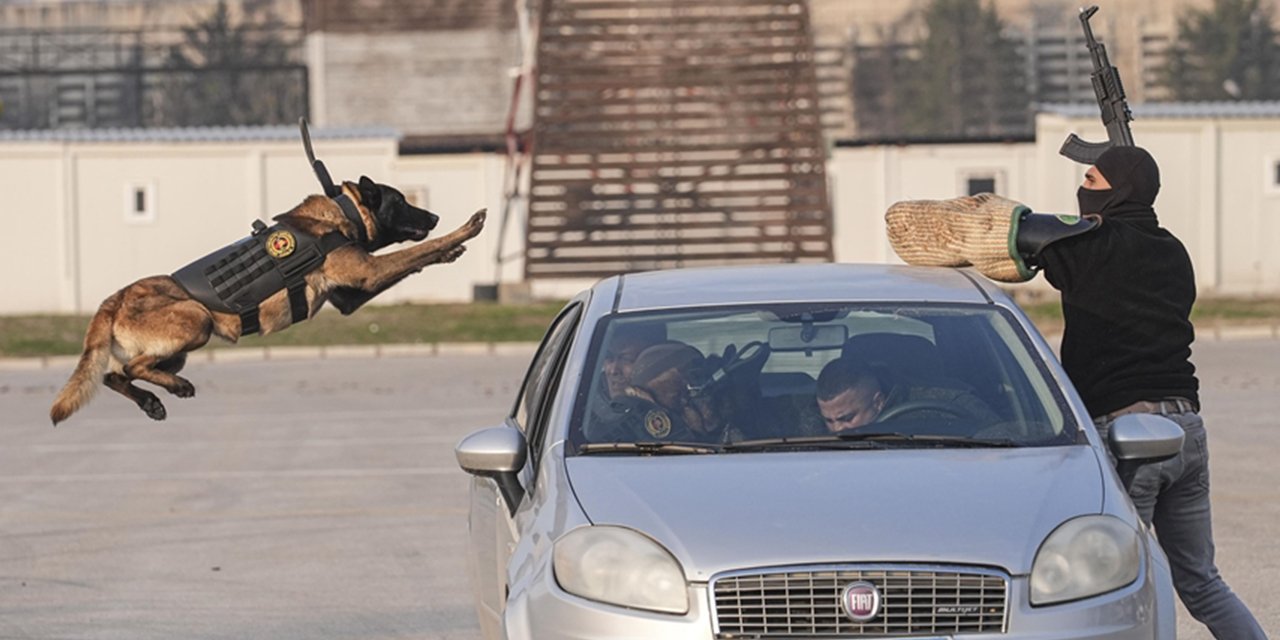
left=49, top=176, right=486, bottom=424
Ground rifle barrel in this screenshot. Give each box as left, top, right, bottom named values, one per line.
left=1080, top=12, right=1099, bottom=45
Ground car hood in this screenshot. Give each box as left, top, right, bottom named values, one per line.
left=566, top=446, right=1104, bottom=581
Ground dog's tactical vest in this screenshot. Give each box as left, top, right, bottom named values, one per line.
left=172, top=221, right=352, bottom=335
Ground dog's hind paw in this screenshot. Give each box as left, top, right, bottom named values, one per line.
left=139, top=394, right=167, bottom=421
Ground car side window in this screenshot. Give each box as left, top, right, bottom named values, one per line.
left=512, top=303, right=582, bottom=437
left=525, top=313, right=583, bottom=472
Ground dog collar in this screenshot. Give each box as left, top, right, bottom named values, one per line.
left=334, top=192, right=369, bottom=246
left=299, top=118, right=369, bottom=246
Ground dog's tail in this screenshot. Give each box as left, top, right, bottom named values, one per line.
left=50, top=292, right=122, bottom=425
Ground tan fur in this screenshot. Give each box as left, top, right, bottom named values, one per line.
left=49, top=291, right=123, bottom=424
left=50, top=185, right=486, bottom=425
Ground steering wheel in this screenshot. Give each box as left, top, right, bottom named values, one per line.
left=877, top=399, right=971, bottom=422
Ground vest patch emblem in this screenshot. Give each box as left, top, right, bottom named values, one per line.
left=644, top=409, right=672, bottom=438
left=266, top=230, right=296, bottom=259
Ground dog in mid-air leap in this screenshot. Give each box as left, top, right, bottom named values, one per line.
left=50, top=128, right=486, bottom=425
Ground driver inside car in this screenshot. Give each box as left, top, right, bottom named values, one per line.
left=815, top=356, right=998, bottom=433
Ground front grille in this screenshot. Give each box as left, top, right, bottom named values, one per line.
left=711, top=565, right=1008, bottom=638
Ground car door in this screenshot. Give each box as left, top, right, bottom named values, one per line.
left=467, top=301, right=583, bottom=637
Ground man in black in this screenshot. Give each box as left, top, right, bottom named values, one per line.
left=1038, top=146, right=1265, bottom=639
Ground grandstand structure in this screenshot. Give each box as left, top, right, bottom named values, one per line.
left=523, top=0, right=833, bottom=279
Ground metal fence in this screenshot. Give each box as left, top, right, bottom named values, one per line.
left=0, top=26, right=307, bottom=129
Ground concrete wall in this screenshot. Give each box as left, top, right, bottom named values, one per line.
left=382, top=152, right=512, bottom=303
left=829, top=141, right=1040, bottom=267
left=1219, top=124, right=1280, bottom=294
left=834, top=111, right=1280, bottom=297
left=0, top=134, right=510, bottom=315
left=1035, top=112, right=1280, bottom=295
left=5, top=110, right=1280, bottom=315
left=0, top=146, right=68, bottom=313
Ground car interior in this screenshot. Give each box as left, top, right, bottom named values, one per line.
left=575, top=304, right=1075, bottom=451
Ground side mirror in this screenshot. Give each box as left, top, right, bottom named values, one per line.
left=1108, top=413, right=1184, bottom=463
left=456, top=426, right=527, bottom=514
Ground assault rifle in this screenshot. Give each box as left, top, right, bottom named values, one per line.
left=1059, top=5, right=1135, bottom=164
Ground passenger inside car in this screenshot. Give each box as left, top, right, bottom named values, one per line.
left=588, top=323, right=665, bottom=424
left=587, top=341, right=733, bottom=443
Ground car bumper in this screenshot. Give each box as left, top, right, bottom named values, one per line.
left=501, top=559, right=1173, bottom=640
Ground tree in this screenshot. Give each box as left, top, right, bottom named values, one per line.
left=153, top=0, right=304, bottom=126
left=1159, top=0, right=1280, bottom=100
left=902, top=0, right=1030, bottom=137
left=850, top=24, right=917, bottom=139
left=851, top=0, right=1030, bottom=139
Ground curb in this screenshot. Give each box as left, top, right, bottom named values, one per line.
left=0, top=342, right=541, bottom=371
left=1038, top=324, right=1280, bottom=343
left=3, top=324, right=1277, bottom=371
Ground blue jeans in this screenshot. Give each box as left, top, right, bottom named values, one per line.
left=1095, top=411, right=1267, bottom=640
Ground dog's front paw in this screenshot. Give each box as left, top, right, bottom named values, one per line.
left=463, top=209, right=487, bottom=237
left=440, top=245, right=467, bottom=264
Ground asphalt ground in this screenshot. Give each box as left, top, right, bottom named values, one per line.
left=0, top=341, right=1276, bottom=640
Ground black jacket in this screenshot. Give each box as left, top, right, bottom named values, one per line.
left=1039, top=147, right=1199, bottom=418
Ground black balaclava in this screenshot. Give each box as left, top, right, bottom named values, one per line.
left=1077, top=146, right=1161, bottom=222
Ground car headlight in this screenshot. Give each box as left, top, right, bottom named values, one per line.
left=552, top=526, right=689, bottom=614
left=1030, top=515, right=1141, bottom=605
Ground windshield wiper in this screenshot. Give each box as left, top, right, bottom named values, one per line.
left=578, top=441, right=723, bottom=455
left=726, top=433, right=1022, bottom=452
left=724, top=435, right=891, bottom=452
left=829, top=432, right=1022, bottom=448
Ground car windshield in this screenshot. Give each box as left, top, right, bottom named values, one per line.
left=570, top=303, right=1078, bottom=454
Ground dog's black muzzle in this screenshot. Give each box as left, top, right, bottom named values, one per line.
left=401, top=208, right=440, bottom=241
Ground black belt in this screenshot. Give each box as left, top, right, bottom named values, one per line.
left=1100, top=397, right=1197, bottom=422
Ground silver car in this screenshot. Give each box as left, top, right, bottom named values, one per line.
left=456, top=264, right=1182, bottom=640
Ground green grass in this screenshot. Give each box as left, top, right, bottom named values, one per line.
left=0, top=315, right=97, bottom=358
left=1016, top=300, right=1065, bottom=332
left=0, top=302, right=567, bottom=359
left=1019, top=297, right=1280, bottom=335
left=3, top=297, right=1279, bottom=359
left=1190, top=298, right=1280, bottom=321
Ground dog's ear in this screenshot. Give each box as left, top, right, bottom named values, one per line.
left=357, top=176, right=382, bottom=212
